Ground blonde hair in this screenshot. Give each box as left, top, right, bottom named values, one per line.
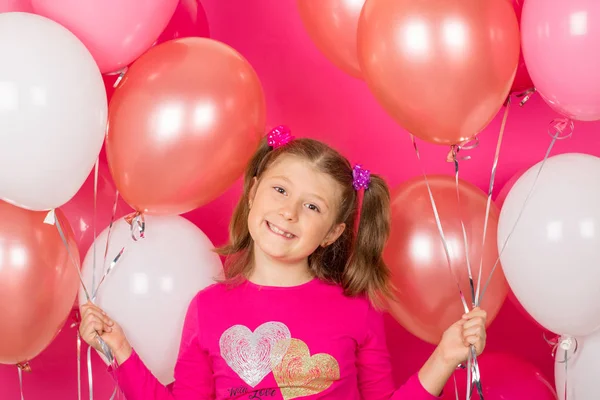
left=216, top=137, right=391, bottom=306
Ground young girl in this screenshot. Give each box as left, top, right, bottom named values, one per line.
left=80, top=127, right=487, bottom=399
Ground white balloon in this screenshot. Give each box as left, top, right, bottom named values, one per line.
left=498, top=153, right=600, bottom=336
left=555, top=332, right=600, bottom=399
left=0, top=12, right=107, bottom=210
left=79, top=215, right=222, bottom=384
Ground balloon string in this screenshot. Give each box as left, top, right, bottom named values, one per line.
left=92, top=189, right=121, bottom=301
left=44, top=210, right=115, bottom=366
left=447, top=145, right=485, bottom=400
left=92, top=159, right=99, bottom=303
left=478, top=118, right=574, bottom=302
left=410, top=137, right=483, bottom=399
left=452, top=371, right=460, bottom=400
left=449, top=145, right=476, bottom=306
left=70, top=312, right=83, bottom=400
left=17, top=366, right=24, bottom=400
left=474, top=98, right=511, bottom=305
left=77, top=330, right=82, bottom=400
left=87, top=346, right=94, bottom=400
left=410, top=135, right=470, bottom=313
left=93, top=209, right=145, bottom=304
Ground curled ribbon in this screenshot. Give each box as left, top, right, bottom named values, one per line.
left=515, top=87, right=537, bottom=107
left=545, top=334, right=577, bottom=400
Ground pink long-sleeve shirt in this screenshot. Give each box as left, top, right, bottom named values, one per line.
left=115, top=278, right=440, bottom=399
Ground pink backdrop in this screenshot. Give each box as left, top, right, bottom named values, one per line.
left=3, top=0, right=600, bottom=397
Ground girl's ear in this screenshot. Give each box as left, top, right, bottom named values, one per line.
left=248, top=177, right=259, bottom=207
left=322, top=223, right=346, bottom=247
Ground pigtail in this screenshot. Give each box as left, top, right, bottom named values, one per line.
left=342, top=174, right=392, bottom=308
left=216, top=138, right=273, bottom=278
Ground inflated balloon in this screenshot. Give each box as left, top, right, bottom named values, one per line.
left=101, top=0, right=210, bottom=104
left=297, top=0, right=365, bottom=78
left=357, top=0, right=520, bottom=145
left=499, top=153, right=600, bottom=336
left=0, top=0, right=31, bottom=12
left=384, top=175, right=508, bottom=344
left=0, top=12, right=107, bottom=211
left=509, top=0, right=534, bottom=94
left=555, top=331, right=600, bottom=399
left=521, top=0, right=600, bottom=121
left=442, top=352, right=557, bottom=399
left=155, top=0, right=209, bottom=45
left=60, top=161, right=130, bottom=258
left=31, top=0, right=178, bottom=73
left=0, top=202, right=79, bottom=364
left=79, top=215, right=222, bottom=384
left=107, top=38, right=266, bottom=215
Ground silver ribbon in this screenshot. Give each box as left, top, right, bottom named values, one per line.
left=474, top=98, right=512, bottom=304
left=478, top=118, right=574, bottom=302
left=92, top=189, right=122, bottom=302
left=17, top=366, right=25, bottom=400
left=410, top=136, right=483, bottom=399
left=44, top=210, right=115, bottom=367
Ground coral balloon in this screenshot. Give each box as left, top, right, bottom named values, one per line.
left=357, top=0, right=520, bottom=145
left=31, top=0, right=178, bottom=73
left=521, top=0, right=600, bottom=121
left=509, top=0, right=534, bottom=94
left=0, top=203, right=79, bottom=364
left=297, top=0, right=365, bottom=78
left=60, top=161, right=130, bottom=258
left=0, top=0, right=32, bottom=12
left=442, top=353, right=557, bottom=399
left=106, top=38, right=266, bottom=215
left=384, top=175, right=508, bottom=344
left=155, top=0, right=209, bottom=45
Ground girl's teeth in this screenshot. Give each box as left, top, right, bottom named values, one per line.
left=269, top=223, right=293, bottom=238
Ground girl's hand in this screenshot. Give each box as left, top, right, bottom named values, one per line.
left=438, top=307, right=487, bottom=367
left=79, top=301, right=132, bottom=365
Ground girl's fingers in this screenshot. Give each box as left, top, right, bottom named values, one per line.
left=82, top=308, right=114, bottom=327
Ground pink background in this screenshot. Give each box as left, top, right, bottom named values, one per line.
left=3, top=0, right=600, bottom=397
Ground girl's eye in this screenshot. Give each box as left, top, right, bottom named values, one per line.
left=274, top=187, right=286, bottom=195
left=305, top=203, right=320, bottom=212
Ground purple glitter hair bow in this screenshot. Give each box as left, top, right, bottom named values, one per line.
left=267, top=125, right=294, bottom=149
left=352, top=164, right=371, bottom=191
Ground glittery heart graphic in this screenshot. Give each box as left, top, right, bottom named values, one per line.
left=271, top=338, right=340, bottom=400
left=219, top=322, right=291, bottom=387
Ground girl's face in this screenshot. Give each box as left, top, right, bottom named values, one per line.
left=247, top=154, right=346, bottom=264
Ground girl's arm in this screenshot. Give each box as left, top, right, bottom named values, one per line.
left=82, top=298, right=215, bottom=400
left=357, top=304, right=487, bottom=399
left=115, top=297, right=215, bottom=400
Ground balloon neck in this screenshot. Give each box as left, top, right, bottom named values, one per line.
left=16, top=362, right=31, bottom=373
left=125, top=211, right=146, bottom=241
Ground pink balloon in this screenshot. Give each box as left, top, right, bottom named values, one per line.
left=0, top=0, right=32, bottom=12
left=521, top=0, right=600, bottom=120
left=60, top=161, right=130, bottom=258
left=101, top=0, right=209, bottom=103
left=155, top=0, right=210, bottom=45
left=31, top=0, right=178, bottom=73
left=509, top=0, right=534, bottom=93
left=442, top=353, right=556, bottom=399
